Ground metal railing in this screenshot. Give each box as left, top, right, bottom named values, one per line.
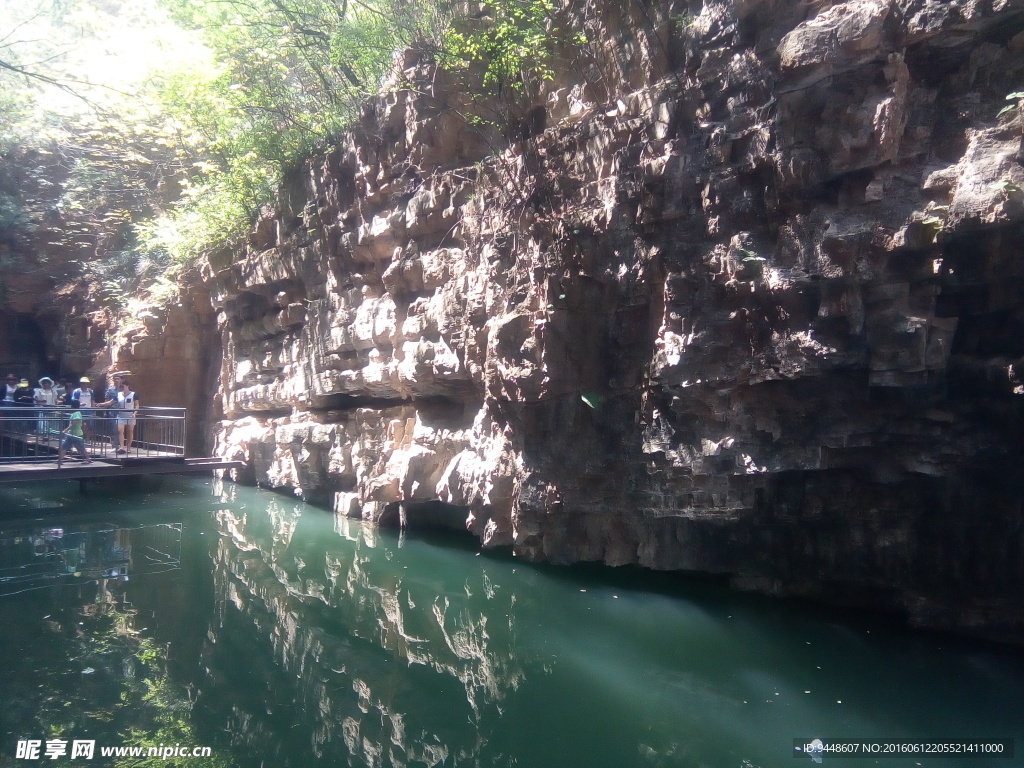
left=0, top=406, right=186, bottom=465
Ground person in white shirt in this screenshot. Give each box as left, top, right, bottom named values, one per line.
left=33, top=377, right=57, bottom=405
left=34, top=377, right=58, bottom=434
left=3, top=374, right=17, bottom=404
left=99, top=380, right=138, bottom=454
left=2, top=374, right=17, bottom=430
left=70, top=376, right=95, bottom=440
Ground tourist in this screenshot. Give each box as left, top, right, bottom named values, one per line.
left=58, top=409, right=91, bottom=463
left=14, top=378, right=33, bottom=432
left=99, top=379, right=137, bottom=455
left=70, top=376, right=95, bottom=440
left=13, top=379, right=33, bottom=405
left=3, top=374, right=17, bottom=404
left=34, top=377, right=58, bottom=434
left=2, top=374, right=17, bottom=432
left=34, top=377, right=58, bottom=406
left=54, top=378, right=68, bottom=404
left=104, top=373, right=122, bottom=404
left=103, top=373, right=122, bottom=445
left=116, top=380, right=138, bottom=455
left=2, top=374, right=16, bottom=416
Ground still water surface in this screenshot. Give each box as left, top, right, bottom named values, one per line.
left=0, top=477, right=1021, bottom=768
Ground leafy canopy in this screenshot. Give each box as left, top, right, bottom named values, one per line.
left=0, top=0, right=565, bottom=307
left=441, top=0, right=558, bottom=94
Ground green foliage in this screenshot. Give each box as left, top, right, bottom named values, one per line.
left=0, top=1, right=65, bottom=148
left=0, top=191, right=28, bottom=234
left=155, top=0, right=448, bottom=171
left=1, top=0, right=567, bottom=301
left=671, top=13, right=696, bottom=30
left=144, top=0, right=560, bottom=269
left=441, top=0, right=558, bottom=94
left=135, top=177, right=250, bottom=276
left=115, top=643, right=229, bottom=768
left=997, top=91, right=1024, bottom=118
left=61, top=108, right=192, bottom=225
left=0, top=0, right=207, bottom=309
left=45, top=104, right=194, bottom=307
left=3, top=601, right=228, bottom=767
left=0, top=86, right=35, bottom=155
left=144, top=0, right=448, bottom=263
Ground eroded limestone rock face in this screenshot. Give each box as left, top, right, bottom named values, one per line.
left=209, top=0, right=1024, bottom=641
left=99, top=282, right=220, bottom=456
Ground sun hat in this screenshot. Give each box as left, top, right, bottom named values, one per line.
left=80, top=376, right=90, bottom=383
left=39, top=377, right=53, bottom=385
left=19, top=379, right=29, bottom=387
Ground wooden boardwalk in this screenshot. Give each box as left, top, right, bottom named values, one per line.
left=0, top=409, right=240, bottom=484
left=0, top=456, right=242, bottom=483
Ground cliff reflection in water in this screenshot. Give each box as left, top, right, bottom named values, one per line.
left=204, top=484, right=524, bottom=767
left=0, top=510, right=228, bottom=767
left=194, top=480, right=1024, bottom=768
left=3, top=479, right=1023, bottom=768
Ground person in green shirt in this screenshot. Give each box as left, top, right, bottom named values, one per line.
left=59, top=410, right=91, bottom=463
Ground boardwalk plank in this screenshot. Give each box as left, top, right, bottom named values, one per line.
left=0, top=458, right=242, bottom=483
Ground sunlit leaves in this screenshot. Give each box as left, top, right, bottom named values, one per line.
left=140, top=0, right=440, bottom=265
left=441, top=0, right=557, bottom=94
left=0, top=0, right=212, bottom=311
left=1, top=0, right=565, bottom=309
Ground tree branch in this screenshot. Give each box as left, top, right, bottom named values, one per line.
left=0, top=58, right=135, bottom=108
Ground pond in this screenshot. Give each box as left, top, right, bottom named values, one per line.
left=0, top=477, right=1021, bottom=767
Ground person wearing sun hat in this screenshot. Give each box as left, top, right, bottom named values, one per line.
left=34, top=377, right=57, bottom=404
left=34, top=377, right=59, bottom=434
left=70, top=376, right=96, bottom=440
left=13, top=378, right=33, bottom=405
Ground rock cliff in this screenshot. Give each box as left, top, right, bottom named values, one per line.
left=209, top=0, right=1024, bottom=642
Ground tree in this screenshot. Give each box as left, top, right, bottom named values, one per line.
left=1, top=0, right=567, bottom=304
left=0, top=0, right=209, bottom=308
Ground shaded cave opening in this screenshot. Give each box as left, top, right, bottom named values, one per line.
left=0, top=311, right=53, bottom=380
left=378, top=500, right=474, bottom=534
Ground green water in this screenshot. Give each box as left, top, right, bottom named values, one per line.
left=0, top=477, right=1021, bottom=768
